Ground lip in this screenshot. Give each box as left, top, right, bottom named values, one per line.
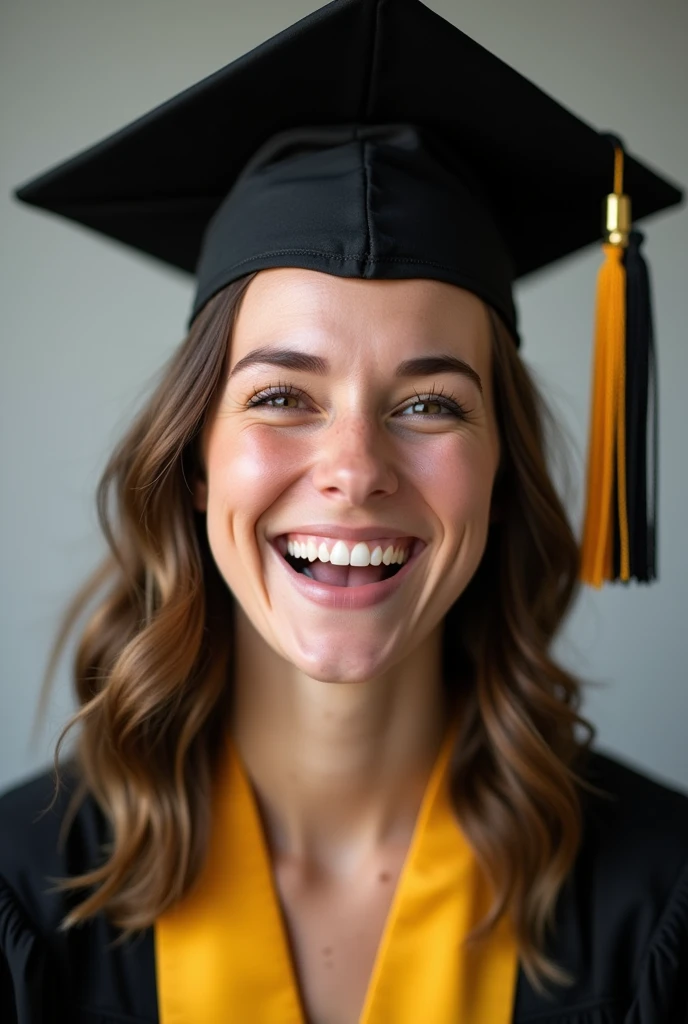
left=269, top=537, right=426, bottom=610
left=271, top=524, right=420, bottom=543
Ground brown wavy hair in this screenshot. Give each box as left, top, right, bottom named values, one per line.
left=44, top=273, right=598, bottom=995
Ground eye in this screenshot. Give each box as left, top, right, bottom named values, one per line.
left=244, top=382, right=470, bottom=417
left=401, top=385, right=470, bottom=419
left=245, top=380, right=303, bottom=407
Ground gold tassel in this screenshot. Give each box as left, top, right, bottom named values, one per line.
left=580, top=145, right=631, bottom=587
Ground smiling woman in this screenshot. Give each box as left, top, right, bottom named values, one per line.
left=33, top=266, right=582, bottom=996
left=194, top=272, right=501, bottom=656
left=2, top=1, right=688, bottom=1023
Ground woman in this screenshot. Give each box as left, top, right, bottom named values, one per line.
left=2, top=1, right=687, bottom=1022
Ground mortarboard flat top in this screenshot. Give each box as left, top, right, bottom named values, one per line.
left=14, top=0, right=683, bottom=334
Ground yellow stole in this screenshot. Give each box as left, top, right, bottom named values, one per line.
left=155, top=721, right=519, bottom=1023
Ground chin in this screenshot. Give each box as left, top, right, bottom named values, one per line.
left=285, top=638, right=400, bottom=685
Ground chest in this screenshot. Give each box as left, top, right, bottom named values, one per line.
left=273, top=850, right=407, bottom=1024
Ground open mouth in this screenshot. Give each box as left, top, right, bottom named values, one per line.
left=283, top=550, right=404, bottom=586
left=272, top=536, right=423, bottom=593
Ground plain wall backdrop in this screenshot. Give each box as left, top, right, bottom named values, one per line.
left=1, top=0, right=686, bottom=793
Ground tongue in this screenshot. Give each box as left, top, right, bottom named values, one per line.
left=308, top=561, right=387, bottom=587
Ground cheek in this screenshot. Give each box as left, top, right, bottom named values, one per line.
left=417, top=437, right=499, bottom=610
left=204, top=426, right=299, bottom=532
left=405, top=434, right=498, bottom=528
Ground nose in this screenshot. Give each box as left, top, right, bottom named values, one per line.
left=311, top=411, right=399, bottom=506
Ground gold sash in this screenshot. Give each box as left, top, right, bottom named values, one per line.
left=156, top=720, right=519, bottom=1023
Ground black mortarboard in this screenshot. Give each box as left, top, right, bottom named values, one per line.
left=13, top=0, right=683, bottom=587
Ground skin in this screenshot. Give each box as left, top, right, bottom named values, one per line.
left=194, top=267, right=501, bottom=878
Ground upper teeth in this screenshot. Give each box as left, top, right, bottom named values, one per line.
left=286, top=536, right=410, bottom=567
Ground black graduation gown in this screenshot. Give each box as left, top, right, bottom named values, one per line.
left=1, top=748, right=687, bottom=1024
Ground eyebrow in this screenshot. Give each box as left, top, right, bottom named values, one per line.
left=227, top=346, right=483, bottom=393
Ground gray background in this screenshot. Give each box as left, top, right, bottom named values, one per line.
left=1, top=0, right=686, bottom=793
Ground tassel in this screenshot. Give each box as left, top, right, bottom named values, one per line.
left=581, top=145, right=631, bottom=587
left=622, top=229, right=658, bottom=581
left=581, top=143, right=659, bottom=586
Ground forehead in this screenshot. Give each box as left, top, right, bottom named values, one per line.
left=231, top=268, right=492, bottom=370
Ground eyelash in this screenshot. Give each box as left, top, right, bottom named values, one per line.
left=245, top=380, right=470, bottom=419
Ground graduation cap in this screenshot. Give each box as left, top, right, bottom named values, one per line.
left=14, top=0, right=683, bottom=587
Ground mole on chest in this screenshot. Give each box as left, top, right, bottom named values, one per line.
left=275, top=863, right=402, bottom=1024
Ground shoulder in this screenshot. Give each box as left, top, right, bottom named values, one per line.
left=588, top=751, right=688, bottom=1018
left=579, top=747, right=688, bottom=888
left=0, top=763, right=107, bottom=933
left=0, top=765, right=71, bottom=863
left=514, top=747, right=688, bottom=1020
left=585, top=744, right=688, bottom=814
left=0, top=768, right=158, bottom=1022
left=523, top=747, right=688, bottom=1020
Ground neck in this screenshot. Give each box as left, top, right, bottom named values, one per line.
left=230, top=606, right=452, bottom=876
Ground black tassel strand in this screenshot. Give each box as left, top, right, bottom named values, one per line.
left=623, top=229, right=658, bottom=582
